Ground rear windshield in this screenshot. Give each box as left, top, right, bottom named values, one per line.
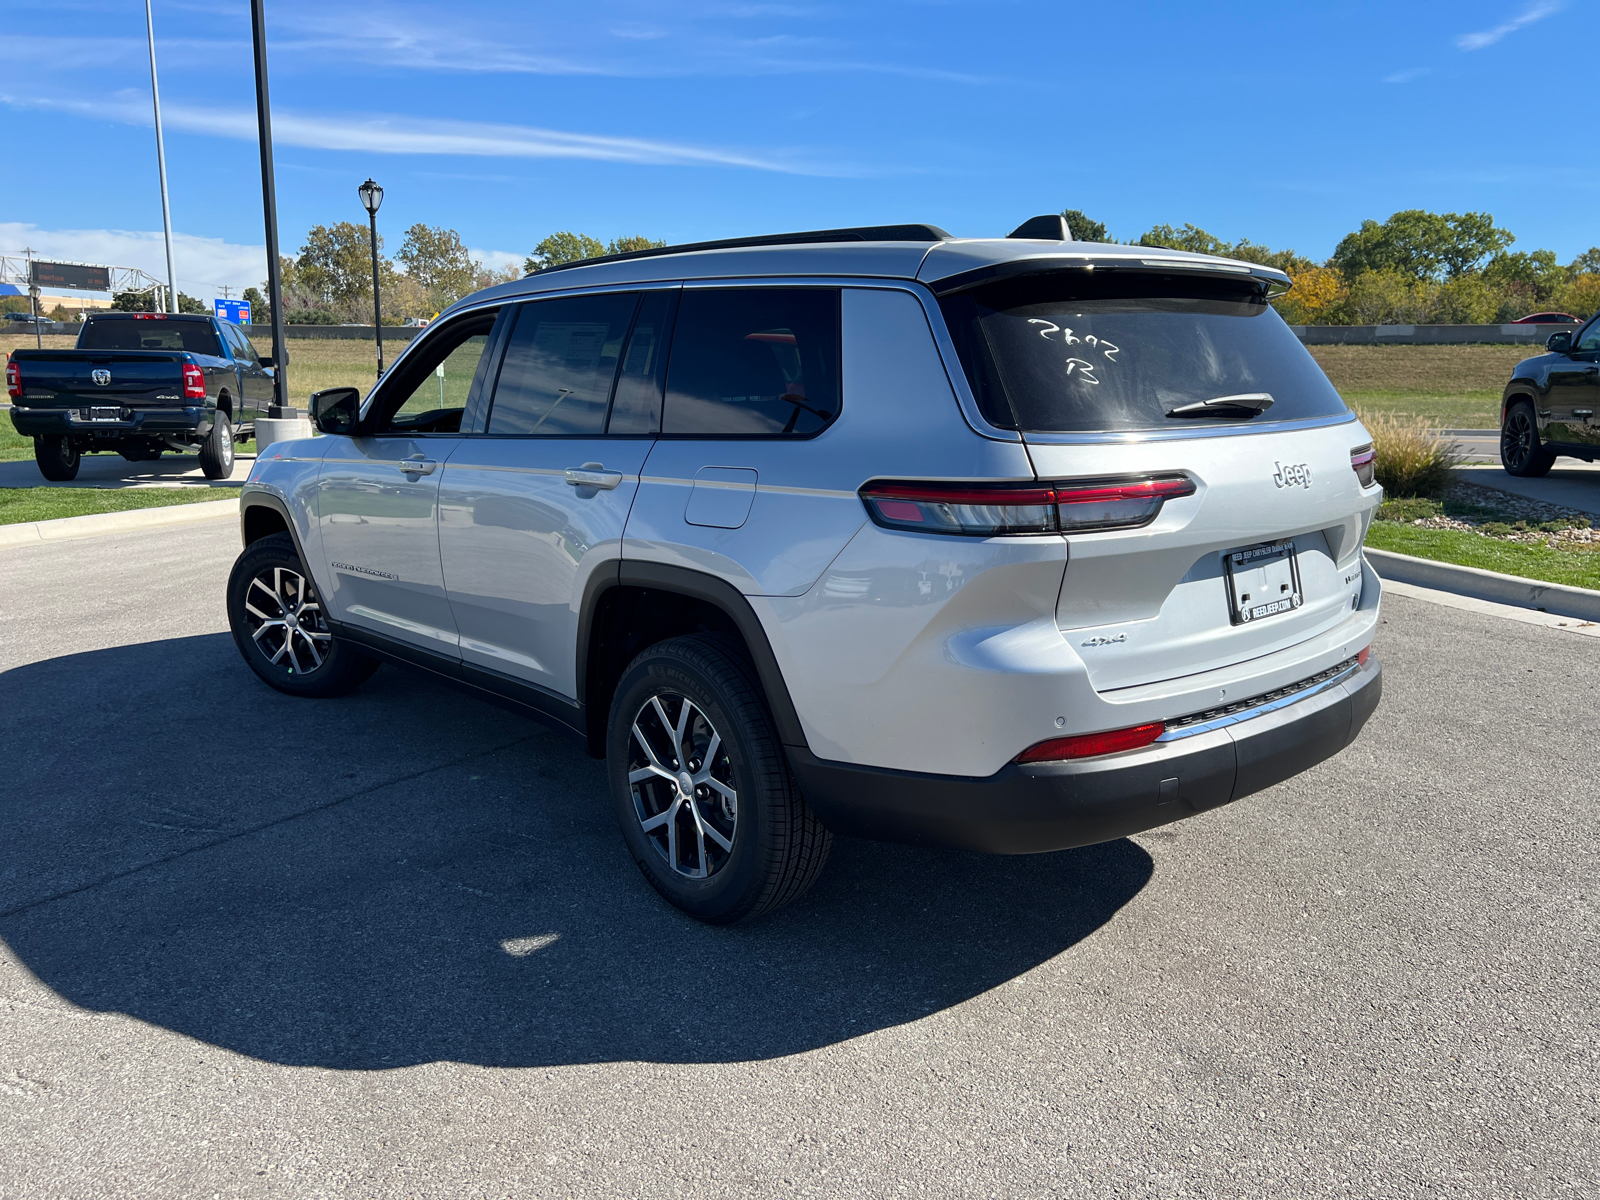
left=938, top=274, right=1348, bottom=433
left=78, top=319, right=222, bottom=357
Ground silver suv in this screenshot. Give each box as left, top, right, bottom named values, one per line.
left=227, top=219, right=1384, bottom=923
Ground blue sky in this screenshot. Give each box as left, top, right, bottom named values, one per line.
left=2, top=0, right=1594, bottom=299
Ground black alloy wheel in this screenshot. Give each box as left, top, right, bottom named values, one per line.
left=1501, top=401, right=1554, bottom=478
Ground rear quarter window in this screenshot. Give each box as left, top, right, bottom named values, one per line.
left=938, top=273, right=1348, bottom=433
left=663, top=287, right=840, bottom=437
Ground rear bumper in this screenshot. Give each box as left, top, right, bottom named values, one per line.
left=8, top=405, right=214, bottom=439
left=791, top=654, right=1382, bottom=854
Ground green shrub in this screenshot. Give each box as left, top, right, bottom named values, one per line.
left=1376, top=497, right=1442, bottom=523
left=1481, top=521, right=1513, bottom=536
left=1359, top=411, right=1463, bottom=497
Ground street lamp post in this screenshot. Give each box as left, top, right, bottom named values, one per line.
left=250, top=0, right=289, bottom=416
left=358, top=179, right=384, bottom=376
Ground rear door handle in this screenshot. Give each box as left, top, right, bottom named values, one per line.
left=566, top=464, right=623, bottom=490
left=399, top=456, right=437, bottom=476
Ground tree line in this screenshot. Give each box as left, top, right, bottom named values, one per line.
left=1063, top=207, right=1600, bottom=325
left=239, top=226, right=665, bottom=325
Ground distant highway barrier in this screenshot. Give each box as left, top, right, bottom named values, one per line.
left=1289, top=324, right=1575, bottom=346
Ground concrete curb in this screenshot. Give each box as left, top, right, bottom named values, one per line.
left=0, top=496, right=238, bottom=549
left=1366, top=546, right=1600, bottom=622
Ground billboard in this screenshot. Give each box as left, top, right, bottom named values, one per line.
left=30, top=261, right=112, bottom=292
left=214, top=299, right=252, bottom=324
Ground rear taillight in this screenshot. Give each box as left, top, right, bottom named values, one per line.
left=1016, top=722, right=1165, bottom=763
left=5, top=360, right=18, bottom=399
left=859, top=474, right=1195, bottom=537
left=182, top=363, right=206, bottom=400
left=1351, top=444, right=1376, bottom=488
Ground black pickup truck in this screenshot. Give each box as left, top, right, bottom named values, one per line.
left=5, top=311, right=274, bottom=480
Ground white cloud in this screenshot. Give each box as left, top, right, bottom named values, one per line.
left=1, top=92, right=833, bottom=174
left=0, top=223, right=266, bottom=298
left=1456, top=1, right=1562, bottom=50
left=1384, top=67, right=1432, bottom=84
left=469, top=248, right=527, bottom=274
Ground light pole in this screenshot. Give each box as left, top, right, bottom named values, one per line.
left=358, top=178, right=384, bottom=376
left=144, top=0, right=178, bottom=313
left=250, top=0, right=289, bottom=415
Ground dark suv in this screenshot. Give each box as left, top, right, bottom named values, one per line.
left=1502, top=318, right=1600, bottom=475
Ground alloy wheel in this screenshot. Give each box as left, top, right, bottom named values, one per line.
left=627, top=692, right=738, bottom=879
left=242, top=565, right=332, bottom=675
left=1503, top=409, right=1534, bottom=471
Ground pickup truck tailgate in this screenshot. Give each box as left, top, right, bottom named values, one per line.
left=10, top=352, right=188, bottom=407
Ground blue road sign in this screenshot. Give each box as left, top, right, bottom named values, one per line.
left=214, top=299, right=251, bottom=324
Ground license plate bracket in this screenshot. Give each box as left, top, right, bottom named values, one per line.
left=79, top=406, right=122, bottom=423
left=1224, top=539, right=1303, bottom=625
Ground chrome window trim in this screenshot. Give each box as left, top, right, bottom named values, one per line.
left=1017, top=411, right=1361, bottom=445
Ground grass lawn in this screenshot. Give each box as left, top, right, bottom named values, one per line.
left=0, top=486, right=233, bottom=526
left=1307, top=345, right=1544, bottom=428
left=1365, top=521, right=1600, bottom=590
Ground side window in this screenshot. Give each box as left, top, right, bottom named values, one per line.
left=486, top=293, right=640, bottom=436
left=607, top=290, right=677, bottom=435
left=369, top=311, right=498, bottom=435
left=224, top=323, right=256, bottom=363
left=662, top=288, right=840, bottom=437
left=1578, top=319, right=1600, bottom=353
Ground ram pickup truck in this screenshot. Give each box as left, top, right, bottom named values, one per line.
left=5, top=311, right=274, bottom=480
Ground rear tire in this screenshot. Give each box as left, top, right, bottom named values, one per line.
left=34, top=435, right=80, bottom=481
left=199, top=414, right=235, bottom=480
left=227, top=532, right=379, bottom=697
left=1502, top=400, right=1555, bottom=477
left=606, top=634, right=831, bottom=924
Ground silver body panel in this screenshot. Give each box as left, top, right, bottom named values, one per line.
left=263, top=240, right=1382, bottom=782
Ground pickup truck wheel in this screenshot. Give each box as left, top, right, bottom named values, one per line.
left=199, top=415, right=235, bottom=480
left=34, top=436, right=80, bottom=482
left=606, top=634, right=831, bottom=924
left=1502, top=401, right=1555, bottom=477
left=227, top=533, right=379, bottom=697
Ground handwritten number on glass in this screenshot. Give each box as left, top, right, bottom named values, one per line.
left=1027, top=320, right=1120, bottom=385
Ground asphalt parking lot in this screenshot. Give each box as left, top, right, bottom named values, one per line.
left=2, top=519, right=1596, bottom=1199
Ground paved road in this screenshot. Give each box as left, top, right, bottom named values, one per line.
left=1, top=521, right=1596, bottom=1198
left=0, top=449, right=253, bottom=490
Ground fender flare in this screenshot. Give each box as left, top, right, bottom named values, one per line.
left=579, top=560, right=810, bottom=751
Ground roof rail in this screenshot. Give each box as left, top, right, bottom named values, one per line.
left=528, top=223, right=952, bottom=277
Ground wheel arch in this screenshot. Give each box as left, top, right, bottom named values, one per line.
left=1501, top=384, right=1539, bottom=426
left=240, top=492, right=299, bottom=552
left=216, top=389, right=234, bottom=421
left=579, top=561, right=810, bottom=758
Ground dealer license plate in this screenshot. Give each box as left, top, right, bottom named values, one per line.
left=1224, top=539, right=1303, bottom=625
left=81, top=407, right=121, bottom=422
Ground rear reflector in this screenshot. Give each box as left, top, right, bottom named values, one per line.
left=860, top=474, right=1195, bottom=537
left=1357, top=646, right=1371, bottom=666
left=1351, top=444, right=1376, bottom=488
left=1016, top=722, right=1165, bottom=763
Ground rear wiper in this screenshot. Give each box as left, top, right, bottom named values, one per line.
left=1166, top=392, right=1275, bottom=419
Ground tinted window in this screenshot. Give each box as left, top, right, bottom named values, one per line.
left=939, top=274, right=1349, bottom=433
left=1576, top=319, right=1600, bottom=352
left=663, top=288, right=840, bottom=436
left=488, top=293, right=639, bottom=436
left=607, top=291, right=677, bottom=435
left=78, top=318, right=223, bottom=357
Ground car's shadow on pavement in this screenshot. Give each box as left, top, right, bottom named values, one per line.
left=0, top=634, right=1152, bottom=1070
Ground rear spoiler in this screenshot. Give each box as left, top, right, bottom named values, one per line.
left=926, top=255, right=1293, bottom=298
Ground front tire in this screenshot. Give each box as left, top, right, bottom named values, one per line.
left=606, top=634, right=831, bottom=924
left=227, top=532, right=379, bottom=697
left=199, top=413, right=235, bottom=479
left=1502, top=400, right=1555, bottom=477
left=34, top=435, right=80, bottom=481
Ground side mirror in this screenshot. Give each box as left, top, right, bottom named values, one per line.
left=310, top=387, right=361, bottom=435
left=1547, top=331, right=1574, bottom=353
